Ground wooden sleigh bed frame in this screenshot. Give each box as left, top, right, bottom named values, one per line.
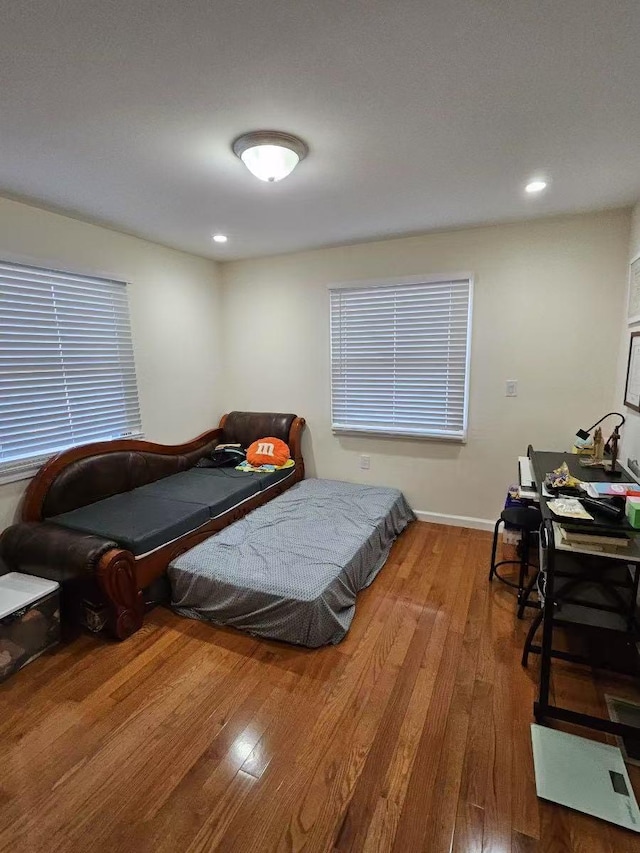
left=0, top=412, right=306, bottom=639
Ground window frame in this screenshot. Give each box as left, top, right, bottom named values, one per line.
left=0, top=256, right=143, bottom=485
left=328, top=273, right=474, bottom=442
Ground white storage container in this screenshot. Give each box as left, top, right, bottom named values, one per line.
left=0, top=572, right=60, bottom=682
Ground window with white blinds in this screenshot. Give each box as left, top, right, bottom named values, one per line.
left=330, top=275, right=472, bottom=440
left=0, top=261, right=142, bottom=482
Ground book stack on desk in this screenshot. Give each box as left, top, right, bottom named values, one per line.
left=558, top=524, right=631, bottom=552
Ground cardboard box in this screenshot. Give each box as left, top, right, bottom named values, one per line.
left=625, top=498, right=640, bottom=530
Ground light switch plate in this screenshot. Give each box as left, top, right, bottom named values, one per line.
left=360, top=455, right=370, bottom=470
left=506, top=380, right=518, bottom=397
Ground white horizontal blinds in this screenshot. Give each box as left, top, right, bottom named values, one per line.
left=330, top=278, right=471, bottom=439
left=0, top=261, right=142, bottom=478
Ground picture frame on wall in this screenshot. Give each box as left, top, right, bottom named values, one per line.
left=627, top=251, right=640, bottom=325
left=624, top=331, right=640, bottom=412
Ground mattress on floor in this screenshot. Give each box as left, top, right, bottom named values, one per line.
left=169, top=478, right=415, bottom=647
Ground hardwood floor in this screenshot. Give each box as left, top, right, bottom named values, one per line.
left=1, top=521, right=640, bottom=852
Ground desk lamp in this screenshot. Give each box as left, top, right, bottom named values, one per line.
left=575, top=412, right=625, bottom=475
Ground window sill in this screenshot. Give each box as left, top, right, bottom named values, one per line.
left=0, top=467, right=40, bottom=487
left=0, top=433, right=145, bottom=487
left=332, top=427, right=467, bottom=443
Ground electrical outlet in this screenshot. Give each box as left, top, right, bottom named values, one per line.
left=360, top=455, right=370, bottom=470
left=506, top=380, right=518, bottom=397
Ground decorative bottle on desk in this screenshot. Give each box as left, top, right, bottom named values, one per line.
left=592, top=427, right=604, bottom=462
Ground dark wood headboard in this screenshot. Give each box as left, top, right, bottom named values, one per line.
left=21, top=412, right=306, bottom=522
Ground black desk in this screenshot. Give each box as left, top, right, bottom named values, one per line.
left=526, top=447, right=640, bottom=740
left=530, top=450, right=634, bottom=485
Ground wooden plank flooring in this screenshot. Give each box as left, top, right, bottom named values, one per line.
left=1, top=521, right=640, bottom=852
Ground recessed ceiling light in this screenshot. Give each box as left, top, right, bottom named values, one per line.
left=525, top=180, right=548, bottom=194
left=212, top=234, right=228, bottom=243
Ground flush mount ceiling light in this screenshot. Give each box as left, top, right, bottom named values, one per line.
left=212, top=234, right=228, bottom=243
left=232, top=131, right=308, bottom=182
left=525, top=179, right=548, bottom=194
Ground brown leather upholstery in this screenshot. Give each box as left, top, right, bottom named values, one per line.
left=221, top=411, right=297, bottom=449
left=0, top=522, right=120, bottom=638
left=0, top=522, right=117, bottom=582
left=41, top=439, right=220, bottom=518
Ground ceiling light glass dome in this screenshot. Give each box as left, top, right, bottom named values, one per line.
left=232, top=131, right=308, bottom=182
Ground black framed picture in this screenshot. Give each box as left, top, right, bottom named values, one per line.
left=624, top=331, right=640, bottom=412
left=628, top=252, right=640, bottom=324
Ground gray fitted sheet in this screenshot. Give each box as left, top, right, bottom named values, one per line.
left=169, top=478, right=415, bottom=647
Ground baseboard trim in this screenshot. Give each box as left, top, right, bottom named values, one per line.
left=413, top=510, right=494, bottom=532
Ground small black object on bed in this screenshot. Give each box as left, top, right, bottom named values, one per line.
left=195, top=444, right=246, bottom=468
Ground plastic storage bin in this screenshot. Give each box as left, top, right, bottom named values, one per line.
left=0, top=572, right=60, bottom=682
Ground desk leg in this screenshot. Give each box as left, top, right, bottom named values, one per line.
left=534, top=524, right=555, bottom=724
left=535, top=607, right=555, bottom=722
left=517, top=528, right=529, bottom=605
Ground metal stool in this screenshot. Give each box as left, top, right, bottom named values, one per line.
left=488, top=506, right=542, bottom=615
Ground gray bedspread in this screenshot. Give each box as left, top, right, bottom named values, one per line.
left=169, top=478, right=415, bottom=647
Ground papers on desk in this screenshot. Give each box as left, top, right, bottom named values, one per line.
left=518, top=456, right=534, bottom=488
left=552, top=523, right=639, bottom=560
left=518, top=487, right=540, bottom=502
left=517, top=455, right=539, bottom=500
left=559, top=526, right=630, bottom=549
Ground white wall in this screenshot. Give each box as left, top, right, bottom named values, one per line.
left=0, top=201, right=630, bottom=532
left=615, top=201, right=640, bottom=473
left=0, top=197, right=222, bottom=530
left=220, top=210, right=631, bottom=524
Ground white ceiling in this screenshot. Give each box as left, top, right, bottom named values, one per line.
left=2, top=0, right=640, bottom=260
